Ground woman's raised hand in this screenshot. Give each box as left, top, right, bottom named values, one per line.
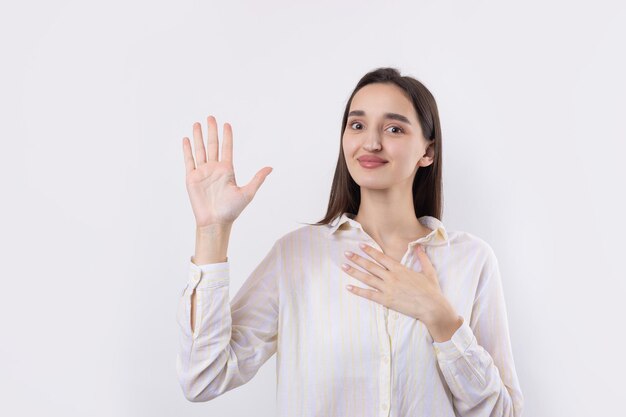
left=182, top=115, right=273, bottom=229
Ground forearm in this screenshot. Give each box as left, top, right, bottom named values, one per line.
left=425, top=295, right=523, bottom=416
left=177, top=265, right=233, bottom=402
left=190, top=223, right=232, bottom=331
left=429, top=316, right=523, bottom=417
left=177, top=240, right=281, bottom=402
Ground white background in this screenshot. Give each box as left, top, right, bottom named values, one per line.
left=1, top=1, right=625, bottom=416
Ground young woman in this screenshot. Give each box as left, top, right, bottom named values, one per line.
left=177, top=67, right=524, bottom=417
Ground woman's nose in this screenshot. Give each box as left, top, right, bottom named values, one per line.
left=362, top=130, right=382, bottom=151
left=363, top=138, right=382, bottom=151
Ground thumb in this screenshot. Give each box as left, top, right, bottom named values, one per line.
left=242, top=167, right=273, bottom=201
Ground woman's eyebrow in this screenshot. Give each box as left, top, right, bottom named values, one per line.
left=348, top=110, right=411, bottom=125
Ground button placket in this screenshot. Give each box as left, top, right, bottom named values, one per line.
left=358, top=228, right=394, bottom=416
left=380, top=312, right=392, bottom=416
left=376, top=299, right=392, bottom=417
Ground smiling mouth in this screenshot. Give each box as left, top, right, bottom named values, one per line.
left=358, top=159, right=388, bottom=168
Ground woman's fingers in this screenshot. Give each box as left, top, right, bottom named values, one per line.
left=186, top=115, right=230, bottom=171
left=206, top=115, right=219, bottom=162
left=182, top=137, right=196, bottom=174
left=192, top=122, right=207, bottom=165
left=222, top=122, right=233, bottom=163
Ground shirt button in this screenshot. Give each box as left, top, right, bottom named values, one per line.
left=381, top=402, right=388, bottom=411
left=383, top=355, right=389, bottom=364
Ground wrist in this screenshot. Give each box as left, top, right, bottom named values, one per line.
left=194, top=223, right=232, bottom=265
left=424, top=297, right=463, bottom=342
left=196, top=222, right=233, bottom=235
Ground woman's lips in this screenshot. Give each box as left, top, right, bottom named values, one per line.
left=358, top=160, right=388, bottom=169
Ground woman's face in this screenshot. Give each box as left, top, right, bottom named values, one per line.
left=342, top=82, right=434, bottom=190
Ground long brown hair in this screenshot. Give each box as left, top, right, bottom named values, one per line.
left=302, top=67, right=444, bottom=227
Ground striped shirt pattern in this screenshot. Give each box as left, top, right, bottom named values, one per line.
left=176, top=212, right=524, bottom=416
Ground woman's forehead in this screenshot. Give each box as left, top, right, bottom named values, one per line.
left=350, top=85, right=416, bottom=123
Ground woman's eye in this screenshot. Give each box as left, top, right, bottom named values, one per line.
left=387, top=126, right=404, bottom=134
left=349, top=121, right=362, bottom=130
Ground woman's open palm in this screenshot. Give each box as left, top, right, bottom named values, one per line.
left=182, top=115, right=273, bottom=228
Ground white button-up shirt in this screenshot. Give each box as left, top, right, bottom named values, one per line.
left=176, top=212, right=524, bottom=416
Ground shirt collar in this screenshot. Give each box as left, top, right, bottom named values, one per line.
left=327, top=212, right=450, bottom=247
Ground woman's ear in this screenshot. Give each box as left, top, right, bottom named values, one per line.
left=417, top=141, right=435, bottom=168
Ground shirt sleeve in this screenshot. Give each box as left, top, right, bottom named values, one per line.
left=176, top=240, right=281, bottom=402
left=431, top=245, right=525, bottom=417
